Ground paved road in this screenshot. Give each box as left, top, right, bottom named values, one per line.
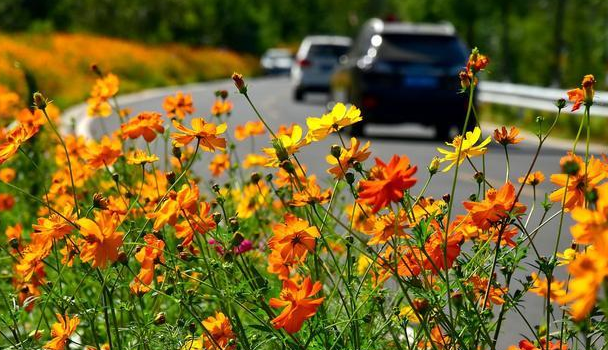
left=79, top=76, right=604, bottom=347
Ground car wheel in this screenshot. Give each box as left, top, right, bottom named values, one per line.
left=435, top=124, right=457, bottom=141
left=294, top=88, right=305, bottom=102
left=349, top=122, right=365, bottom=137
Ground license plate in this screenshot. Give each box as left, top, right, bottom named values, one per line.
left=403, top=76, right=439, bottom=88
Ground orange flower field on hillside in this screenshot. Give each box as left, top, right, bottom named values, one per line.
left=0, top=32, right=257, bottom=108
left=1, top=47, right=608, bottom=350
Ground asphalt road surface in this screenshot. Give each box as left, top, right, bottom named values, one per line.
left=81, top=76, right=605, bottom=348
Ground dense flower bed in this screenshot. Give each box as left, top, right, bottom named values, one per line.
left=0, top=32, right=258, bottom=108
left=0, top=49, right=606, bottom=350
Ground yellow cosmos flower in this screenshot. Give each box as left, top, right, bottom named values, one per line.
left=262, top=124, right=308, bottom=167
left=399, top=305, right=420, bottom=324
left=126, top=150, right=159, bottom=165
left=436, top=127, right=491, bottom=172
left=305, top=103, right=362, bottom=141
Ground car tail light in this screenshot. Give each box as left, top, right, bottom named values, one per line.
left=362, top=95, right=378, bottom=109
left=297, top=59, right=312, bottom=68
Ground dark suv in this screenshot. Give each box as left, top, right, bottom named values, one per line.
left=331, top=19, right=472, bottom=139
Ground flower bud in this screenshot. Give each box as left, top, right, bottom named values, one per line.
left=265, top=173, right=273, bottom=182
left=165, top=171, right=176, bottom=184
left=561, top=159, right=580, bottom=175
left=555, top=98, right=566, bottom=109
left=117, top=251, right=128, bottom=265
left=280, top=160, right=295, bottom=174
left=229, top=217, right=239, bottom=232
left=9, top=238, right=19, bottom=249
left=412, top=298, right=429, bottom=315
left=232, top=72, right=247, bottom=94
left=212, top=183, right=221, bottom=193
left=111, top=173, right=119, bottom=182
left=345, top=172, right=355, bottom=185
left=172, top=146, right=182, bottom=159
left=154, top=312, right=166, bottom=325
left=189, top=322, right=197, bottom=333
left=428, top=156, right=440, bottom=175
left=212, top=212, right=222, bottom=224
left=93, top=193, right=109, bottom=210
left=272, top=139, right=289, bottom=162
left=442, top=193, right=451, bottom=204
left=90, top=63, right=102, bottom=76
left=250, top=172, right=261, bottom=184
left=231, top=232, right=244, bottom=247
left=330, top=144, right=342, bottom=159
left=474, top=171, right=484, bottom=184
left=33, top=92, right=48, bottom=110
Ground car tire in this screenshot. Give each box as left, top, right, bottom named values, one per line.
left=349, top=122, right=365, bottom=137
left=435, top=123, right=454, bottom=141
left=294, top=88, right=305, bottom=102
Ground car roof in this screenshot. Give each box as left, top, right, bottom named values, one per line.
left=301, top=35, right=352, bottom=46
left=366, top=18, right=456, bottom=36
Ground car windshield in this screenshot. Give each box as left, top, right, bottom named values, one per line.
left=378, top=34, right=466, bottom=66
left=307, top=44, right=349, bottom=58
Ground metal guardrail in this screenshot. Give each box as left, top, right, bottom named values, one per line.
left=478, top=81, right=608, bottom=117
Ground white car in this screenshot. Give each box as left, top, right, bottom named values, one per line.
left=260, top=48, right=293, bottom=75
left=291, top=35, right=351, bottom=101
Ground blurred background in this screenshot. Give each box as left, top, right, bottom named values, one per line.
left=1, top=0, right=607, bottom=88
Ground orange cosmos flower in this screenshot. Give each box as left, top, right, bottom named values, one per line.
left=43, top=314, right=80, bottom=350
left=508, top=339, right=567, bottom=350
left=269, top=277, right=324, bottom=334
left=466, top=48, right=489, bottom=73
left=210, top=99, right=233, bottom=116
left=0, top=193, right=15, bottom=211
left=17, top=106, right=59, bottom=127
left=290, top=176, right=331, bottom=207
left=363, top=210, right=408, bottom=245
left=567, top=74, right=595, bottom=112
left=121, top=112, right=165, bottom=142
left=130, top=233, right=165, bottom=294
left=126, top=149, right=159, bottom=165
left=148, top=182, right=199, bottom=230
left=234, top=121, right=266, bottom=140
left=326, top=137, right=371, bottom=178
left=267, top=250, right=296, bottom=280
left=423, top=223, right=464, bottom=272
left=77, top=211, right=123, bottom=268
left=174, top=202, right=216, bottom=247
left=493, top=126, right=523, bottom=146
left=467, top=275, right=506, bottom=308
left=163, top=91, right=195, bottom=120
left=209, top=153, right=230, bottom=176
left=0, top=168, right=16, bottom=182
left=549, top=153, right=605, bottom=210
left=269, top=213, right=320, bottom=262
left=202, top=312, right=236, bottom=350
left=87, top=73, right=119, bottom=118
left=559, top=245, right=608, bottom=321
left=570, top=182, right=608, bottom=245
left=357, top=155, right=418, bottom=213
left=529, top=272, right=566, bottom=301
left=31, top=207, right=76, bottom=249
left=518, top=171, right=545, bottom=186
left=0, top=122, right=39, bottom=164
left=463, top=182, right=526, bottom=230
left=83, top=136, right=122, bottom=169
left=171, top=118, right=227, bottom=151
